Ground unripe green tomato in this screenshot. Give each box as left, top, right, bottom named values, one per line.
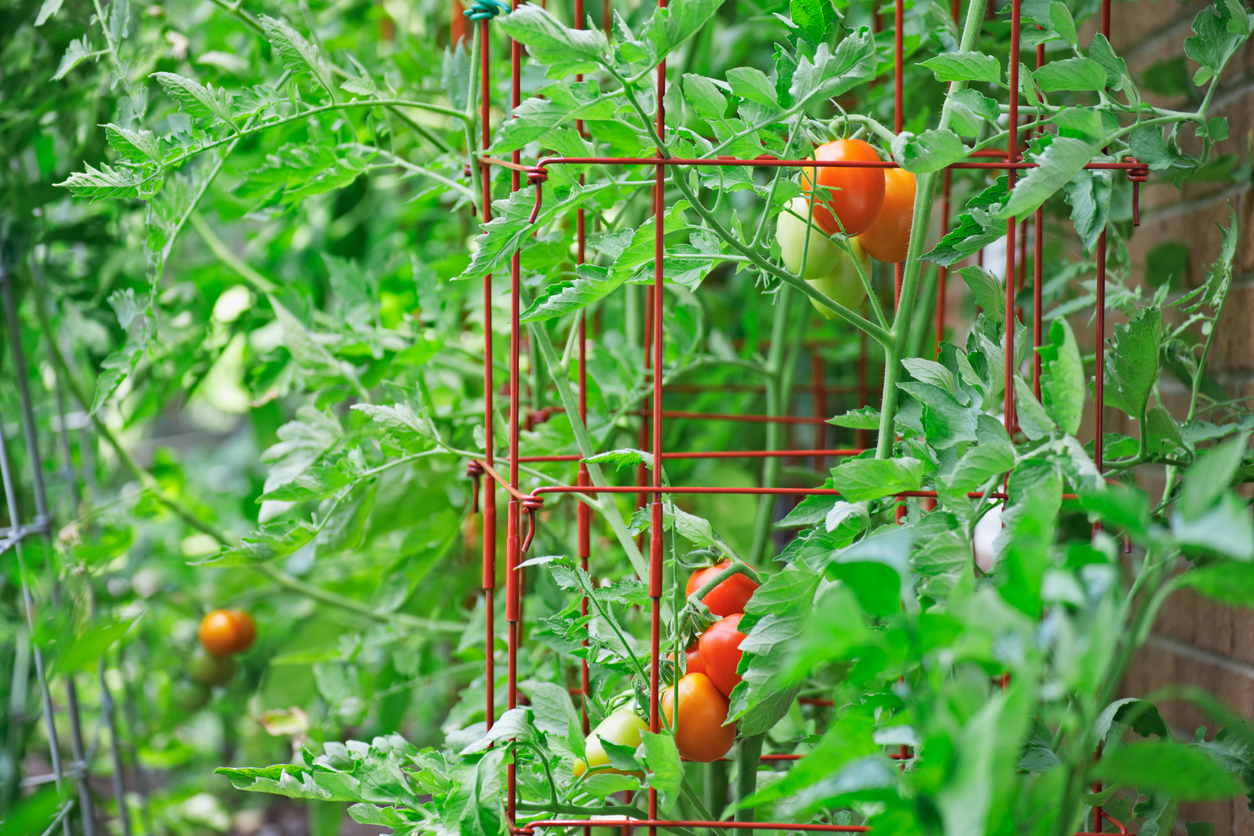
left=573, top=707, right=648, bottom=777
left=188, top=647, right=238, bottom=687
left=171, top=679, right=211, bottom=711
left=776, top=197, right=841, bottom=280
left=806, top=239, right=872, bottom=319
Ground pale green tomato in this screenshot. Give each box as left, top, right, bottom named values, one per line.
left=806, top=239, right=871, bottom=319
left=574, top=707, right=648, bottom=777
left=776, top=197, right=840, bottom=280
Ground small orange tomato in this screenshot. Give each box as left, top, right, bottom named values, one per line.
left=858, top=168, right=916, bottom=263
left=800, top=139, right=886, bottom=237
left=198, top=609, right=256, bottom=657
left=661, top=673, right=736, bottom=762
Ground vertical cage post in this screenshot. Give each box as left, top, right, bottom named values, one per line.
left=480, top=10, right=498, bottom=735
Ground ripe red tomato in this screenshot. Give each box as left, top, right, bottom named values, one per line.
left=684, top=646, right=707, bottom=676
left=800, top=139, right=886, bottom=237
left=685, top=562, right=757, bottom=617
left=858, top=167, right=916, bottom=263
left=188, top=647, right=238, bottom=687
left=661, top=673, right=736, bottom=762
left=198, top=609, right=256, bottom=657
left=697, top=614, right=746, bottom=698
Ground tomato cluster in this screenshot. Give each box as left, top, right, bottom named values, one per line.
left=173, top=609, right=257, bottom=711
left=778, top=139, right=917, bottom=316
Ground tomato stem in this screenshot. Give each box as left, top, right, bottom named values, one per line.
left=733, top=732, right=764, bottom=828
left=874, top=0, right=991, bottom=459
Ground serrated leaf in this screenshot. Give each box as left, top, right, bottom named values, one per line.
left=1063, top=168, right=1112, bottom=254
left=105, top=125, right=162, bottom=162
left=726, top=67, right=778, bottom=108
left=923, top=177, right=1008, bottom=266
left=1038, top=319, right=1084, bottom=435
left=259, top=16, right=335, bottom=97
left=996, top=136, right=1098, bottom=221
left=945, top=442, right=1015, bottom=493
left=153, top=71, right=236, bottom=127
left=788, top=28, right=878, bottom=109
left=948, top=88, right=1000, bottom=137
left=498, top=3, right=609, bottom=77
left=197, top=520, right=318, bottom=566
left=681, top=74, right=729, bottom=120
left=57, top=163, right=152, bottom=201
left=957, top=266, right=1005, bottom=322
left=893, top=128, right=967, bottom=174
left=35, top=0, right=65, bottom=25
left=827, top=406, right=881, bottom=430
left=1101, top=308, right=1161, bottom=420
left=52, top=36, right=92, bottom=81
left=728, top=560, right=821, bottom=734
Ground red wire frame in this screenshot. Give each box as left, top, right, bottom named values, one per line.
left=468, top=0, right=1140, bottom=831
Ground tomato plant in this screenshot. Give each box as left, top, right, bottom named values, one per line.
left=5, top=0, right=1254, bottom=834
left=661, top=673, right=737, bottom=763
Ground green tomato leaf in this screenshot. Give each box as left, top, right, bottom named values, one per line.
left=728, top=560, right=822, bottom=734
left=830, top=457, right=925, bottom=502
left=1101, top=307, right=1162, bottom=421
left=996, top=136, right=1099, bottom=221
left=919, top=51, right=1001, bottom=83
left=1033, top=57, right=1106, bottom=92
left=1178, top=561, right=1254, bottom=608
left=1090, top=742, right=1245, bottom=801
left=1037, top=319, right=1085, bottom=435
left=497, top=4, right=609, bottom=77
left=892, top=128, right=967, bottom=174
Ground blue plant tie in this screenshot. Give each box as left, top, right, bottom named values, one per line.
left=464, top=0, right=509, bottom=21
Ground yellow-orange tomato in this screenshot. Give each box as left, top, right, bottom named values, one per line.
left=858, top=168, right=916, bottom=263
left=661, top=673, right=736, bottom=763
left=800, top=139, right=886, bottom=237
left=198, top=609, right=256, bottom=657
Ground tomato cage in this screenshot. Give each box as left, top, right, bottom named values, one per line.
left=463, top=0, right=1148, bottom=831
left=0, top=257, right=136, bottom=836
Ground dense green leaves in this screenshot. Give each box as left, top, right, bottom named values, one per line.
left=1091, top=743, right=1245, bottom=801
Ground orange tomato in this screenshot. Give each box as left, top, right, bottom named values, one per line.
left=857, top=168, right=916, bottom=263
left=198, top=609, right=256, bottom=657
left=800, top=139, right=886, bottom=237
left=661, top=673, right=736, bottom=762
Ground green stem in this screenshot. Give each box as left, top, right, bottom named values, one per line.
left=750, top=287, right=799, bottom=564
left=733, top=733, right=764, bottom=828
left=874, top=0, right=989, bottom=458
left=703, top=761, right=729, bottom=823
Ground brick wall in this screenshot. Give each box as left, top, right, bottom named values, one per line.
left=1108, top=1, right=1254, bottom=832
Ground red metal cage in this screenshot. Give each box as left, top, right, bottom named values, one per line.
left=465, top=0, right=1143, bottom=832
